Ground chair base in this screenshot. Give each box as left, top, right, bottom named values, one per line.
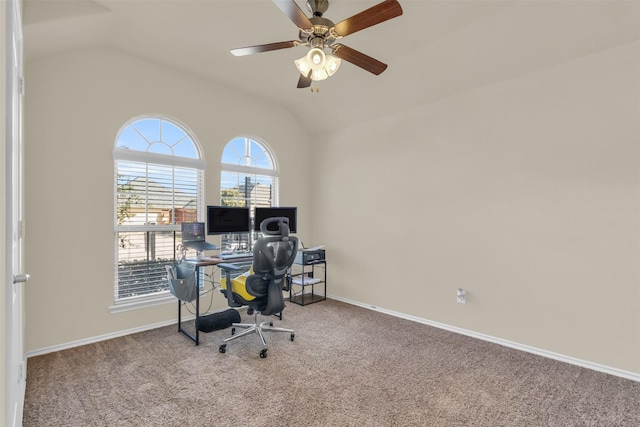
left=218, top=311, right=294, bottom=358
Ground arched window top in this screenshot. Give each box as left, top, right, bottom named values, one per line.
left=222, top=136, right=275, bottom=171
left=220, top=136, right=279, bottom=253
left=114, top=116, right=204, bottom=169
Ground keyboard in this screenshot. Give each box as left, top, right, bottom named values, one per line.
left=219, top=252, right=253, bottom=260
left=185, top=256, right=221, bottom=263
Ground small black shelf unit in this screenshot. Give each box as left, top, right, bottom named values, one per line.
left=289, top=259, right=326, bottom=306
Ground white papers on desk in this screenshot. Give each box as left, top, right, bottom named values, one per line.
left=301, top=245, right=324, bottom=252
left=291, top=277, right=323, bottom=285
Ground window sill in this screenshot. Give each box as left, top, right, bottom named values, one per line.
left=109, top=293, right=176, bottom=314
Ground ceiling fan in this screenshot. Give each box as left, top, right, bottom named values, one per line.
left=230, top=0, right=403, bottom=89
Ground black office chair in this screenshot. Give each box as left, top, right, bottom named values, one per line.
left=218, top=217, right=299, bottom=358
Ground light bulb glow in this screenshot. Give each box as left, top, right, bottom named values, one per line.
left=311, top=69, right=329, bottom=81
left=294, top=58, right=311, bottom=76
left=306, top=48, right=326, bottom=69
left=325, top=54, right=341, bottom=76
left=294, top=49, right=340, bottom=82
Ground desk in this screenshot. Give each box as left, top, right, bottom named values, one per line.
left=178, top=257, right=221, bottom=345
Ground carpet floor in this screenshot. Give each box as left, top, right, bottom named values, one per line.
left=23, top=299, right=640, bottom=426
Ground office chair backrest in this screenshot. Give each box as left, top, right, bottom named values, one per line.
left=253, top=217, right=298, bottom=275
left=251, top=217, right=299, bottom=315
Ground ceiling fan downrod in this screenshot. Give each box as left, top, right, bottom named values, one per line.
left=307, top=0, right=329, bottom=17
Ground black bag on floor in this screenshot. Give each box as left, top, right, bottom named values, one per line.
left=198, top=309, right=241, bottom=333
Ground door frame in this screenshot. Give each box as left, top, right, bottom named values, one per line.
left=4, top=0, right=26, bottom=425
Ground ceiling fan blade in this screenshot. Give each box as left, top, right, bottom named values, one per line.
left=297, top=71, right=312, bottom=88
left=273, top=0, right=314, bottom=31
left=332, top=0, right=403, bottom=37
left=332, top=44, right=388, bottom=75
left=230, top=41, right=299, bottom=57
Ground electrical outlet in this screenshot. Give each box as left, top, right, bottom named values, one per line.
left=457, top=288, right=466, bottom=304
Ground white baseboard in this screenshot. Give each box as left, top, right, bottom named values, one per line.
left=25, top=318, right=188, bottom=358
left=26, top=296, right=640, bottom=383
left=26, top=307, right=246, bottom=359
left=330, top=294, right=640, bottom=383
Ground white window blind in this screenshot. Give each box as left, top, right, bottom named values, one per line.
left=113, top=117, right=204, bottom=304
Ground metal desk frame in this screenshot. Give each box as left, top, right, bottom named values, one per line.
left=177, top=258, right=220, bottom=345
left=177, top=256, right=256, bottom=345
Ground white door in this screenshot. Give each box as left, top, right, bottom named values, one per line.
left=5, top=1, right=27, bottom=425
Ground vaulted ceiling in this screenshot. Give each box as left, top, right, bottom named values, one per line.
left=23, top=0, right=640, bottom=135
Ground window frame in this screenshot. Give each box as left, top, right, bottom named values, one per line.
left=220, top=136, right=279, bottom=254
left=111, top=115, right=205, bottom=312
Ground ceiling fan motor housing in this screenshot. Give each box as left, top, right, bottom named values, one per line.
left=299, top=16, right=336, bottom=49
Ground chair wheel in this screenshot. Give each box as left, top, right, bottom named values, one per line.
left=290, top=333, right=295, bottom=341
left=219, top=344, right=226, bottom=354
left=260, top=349, right=268, bottom=358
left=231, top=327, right=235, bottom=335
left=269, top=322, right=274, bottom=327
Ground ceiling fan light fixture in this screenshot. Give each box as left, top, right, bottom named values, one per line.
left=325, top=54, right=341, bottom=77
left=295, top=48, right=341, bottom=82
left=230, top=0, right=403, bottom=88
left=311, top=68, right=329, bottom=81
left=296, top=48, right=321, bottom=77
left=294, top=58, right=311, bottom=77
left=310, top=48, right=324, bottom=65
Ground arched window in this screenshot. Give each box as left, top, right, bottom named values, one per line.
left=113, top=116, right=205, bottom=307
left=220, top=136, right=278, bottom=252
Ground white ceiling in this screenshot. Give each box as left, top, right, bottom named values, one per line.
left=22, top=0, right=640, bottom=135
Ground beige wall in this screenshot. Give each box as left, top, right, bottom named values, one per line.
left=311, top=41, right=640, bottom=374
left=23, top=38, right=640, bottom=377
left=23, top=48, right=313, bottom=352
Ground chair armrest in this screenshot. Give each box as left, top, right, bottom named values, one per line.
left=218, top=263, right=243, bottom=308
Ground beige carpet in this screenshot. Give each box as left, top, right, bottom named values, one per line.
left=24, top=299, right=640, bottom=426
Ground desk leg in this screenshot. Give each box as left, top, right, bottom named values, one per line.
left=195, top=268, right=200, bottom=345
left=177, top=266, right=201, bottom=345
left=178, top=300, right=182, bottom=332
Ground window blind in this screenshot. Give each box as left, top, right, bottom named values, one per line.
left=115, top=160, right=202, bottom=302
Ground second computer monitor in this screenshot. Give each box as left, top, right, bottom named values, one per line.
left=254, top=207, right=297, bottom=233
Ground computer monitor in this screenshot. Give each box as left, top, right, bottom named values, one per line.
left=206, top=206, right=250, bottom=235
left=254, top=207, right=297, bottom=233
